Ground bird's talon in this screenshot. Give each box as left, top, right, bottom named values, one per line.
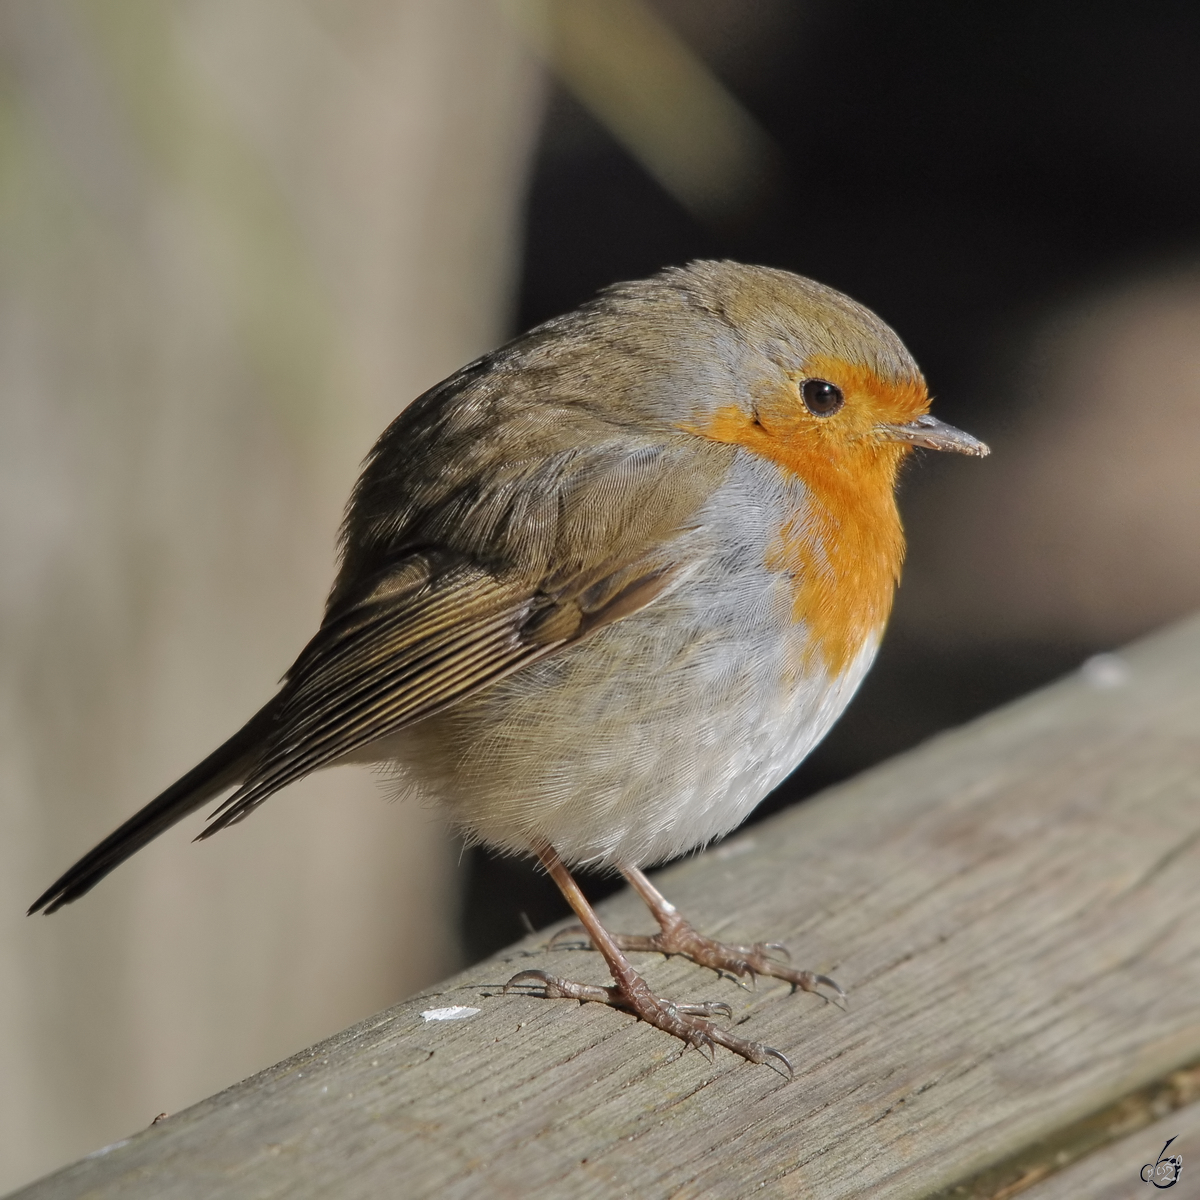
left=504, top=948, right=786, bottom=1074
left=547, top=925, right=591, bottom=950
left=503, top=968, right=557, bottom=996
left=765, top=1046, right=795, bottom=1081
left=600, top=873, right=846, bottom=1011
left=503, top=968, right=617, bottom=1005
left=809, top=972, right=847, bottom=1008
left=675, top=1000, right=733, bottom=1020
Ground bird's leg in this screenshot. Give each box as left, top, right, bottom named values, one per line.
left=552, top=863, right=845, bottom=1003
left=505, top=843, right=792, bottom=1075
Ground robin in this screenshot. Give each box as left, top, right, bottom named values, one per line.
left=30, top=261, right=987, bottom=1075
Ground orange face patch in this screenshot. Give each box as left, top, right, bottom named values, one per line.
left=686, top=356, right=927, bottom=677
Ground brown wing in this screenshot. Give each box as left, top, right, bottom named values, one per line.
left=200, top=548, right=691, bottom=836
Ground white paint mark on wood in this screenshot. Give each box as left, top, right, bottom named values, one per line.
left=420, top=1006, right=481, bottom=1022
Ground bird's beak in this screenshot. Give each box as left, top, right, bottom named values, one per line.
left=878, top=414, right=990, bottom=456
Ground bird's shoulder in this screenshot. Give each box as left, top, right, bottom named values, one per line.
left=330, top=345, right=738, bottom=607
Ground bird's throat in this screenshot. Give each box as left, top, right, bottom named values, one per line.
left=691, top=403, right=908, bottom=677
left=769, top=471, right=905, bottom=678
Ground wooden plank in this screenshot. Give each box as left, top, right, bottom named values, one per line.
left=11, top=614, right=1200, bottom=1200
left=1021, top=1098, right=1200, bottom=1199
left=933, top=1061, right=1200, bottom=1197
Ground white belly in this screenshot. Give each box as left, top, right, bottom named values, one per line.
left=369, top=600, right=880, bottom=868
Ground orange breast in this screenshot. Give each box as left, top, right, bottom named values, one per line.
left=688, top=356, right=922, bottom=677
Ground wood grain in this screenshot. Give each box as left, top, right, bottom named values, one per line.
left=12, top=614, right=1200, bottom=1200
left=1020, top=1097, right=1200, bottom=1198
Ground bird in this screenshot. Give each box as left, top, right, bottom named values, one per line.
left=30, top=261, right=988, bottom=1075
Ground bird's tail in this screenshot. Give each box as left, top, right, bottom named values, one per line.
left=28, top=704, right=275, bottom=915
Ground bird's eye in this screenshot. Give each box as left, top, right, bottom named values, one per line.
left=801, top=378, right=844, bottom=416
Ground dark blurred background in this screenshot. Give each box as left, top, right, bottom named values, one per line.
left=5, top=1, right=1200, bottom=1189
left=463, top=0, right=1200, bottom=958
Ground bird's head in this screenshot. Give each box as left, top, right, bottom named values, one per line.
left=597, top=261, right=992, bottom=677
left=649, top=261, right=988, bottom=491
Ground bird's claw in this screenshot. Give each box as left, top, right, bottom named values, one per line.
left=669, top=999, right=733, bottom=1020
left=764, top=1046, right=795, bottom=1081
left=504, top=967, right=616, bottom=1004
left=590, top=918, right=844, bottom=1004
left=546, top=924, right=591, bottom=951
left=807, top=972, right=848, bottom=1009
left=503, top=966, right=787, bottom=1075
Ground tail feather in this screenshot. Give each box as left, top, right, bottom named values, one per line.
left=28, top=705, right=274, bottom=915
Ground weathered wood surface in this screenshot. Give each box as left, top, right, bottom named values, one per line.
left=11, top=614, right=1200, bottom=1200
left=1021, top=1096, right=1200, bottom=1199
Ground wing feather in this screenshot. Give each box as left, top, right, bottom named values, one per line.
left=200, top=560, right=571, bottom=834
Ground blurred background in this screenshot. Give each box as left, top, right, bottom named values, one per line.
left=3, top=0, right=1200, bottom=1190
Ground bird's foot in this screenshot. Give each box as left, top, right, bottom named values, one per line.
left=503, top=967, right=793, bottom=1077
left=551, top=910, right=844, bottom=1003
